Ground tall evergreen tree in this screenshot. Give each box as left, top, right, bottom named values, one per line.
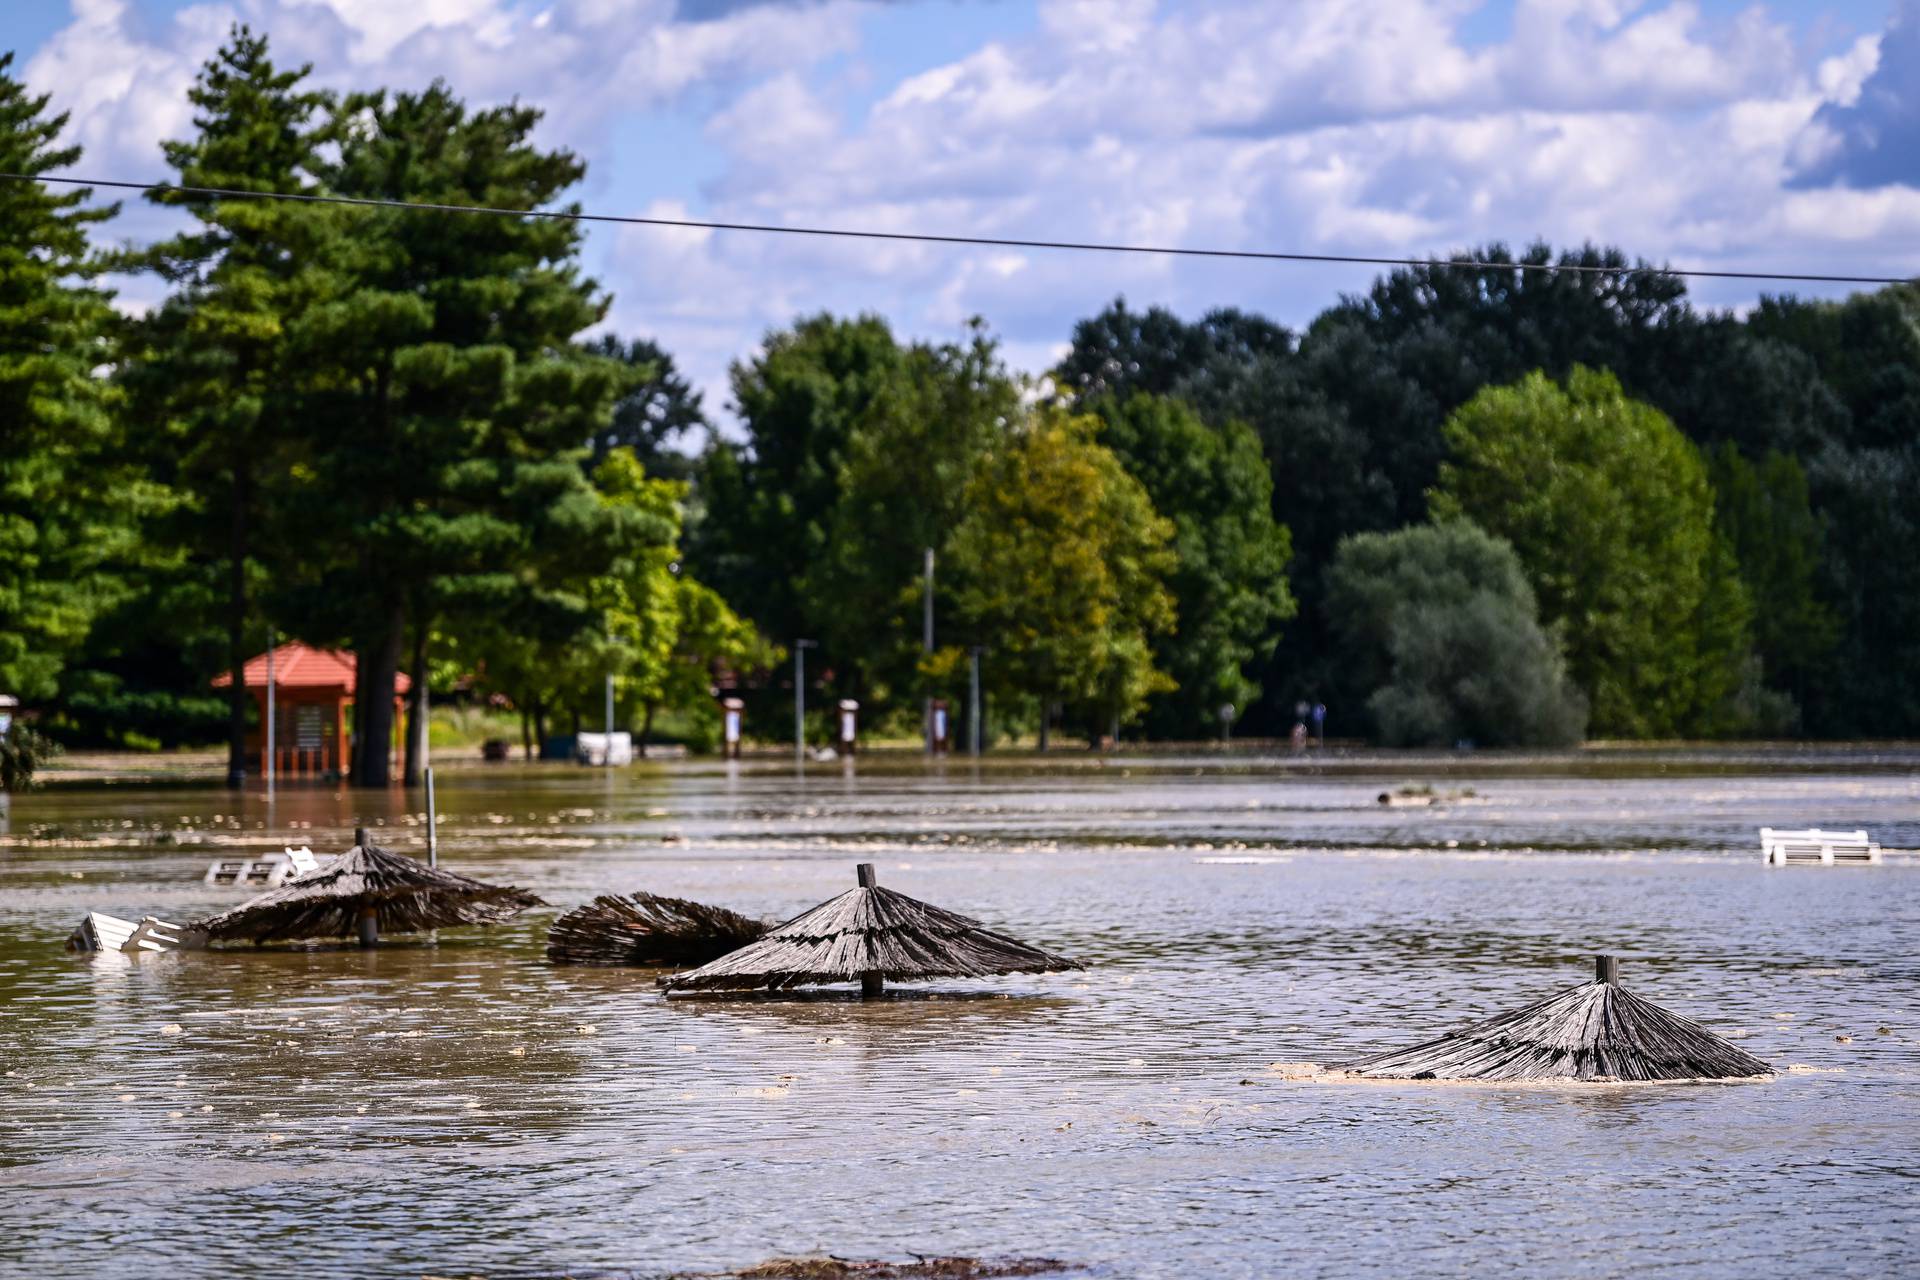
left=122, top=27, right=331, bottom=783
left=281, top=83, right=634, bottom=785
left=0, top=55, right=147, bottom=708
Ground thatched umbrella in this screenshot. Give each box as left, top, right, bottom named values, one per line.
left=546, top=893, right=770, bottom=967
left=194, top=828, right=544, bottom=947
left=659, top=863, right=1083, bottom=997
left=1347, top=956, right=1773, bottom=1082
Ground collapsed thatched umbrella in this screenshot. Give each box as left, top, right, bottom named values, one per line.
left=194, top=827, right=544, bottom=947
left=546, top=893, right=770, bottom=967
left=1347, top=956, right=1773, bottom=1082
left=659, top=862, right=1083, bottom=997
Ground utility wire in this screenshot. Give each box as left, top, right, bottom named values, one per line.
left=2, top=171, right=1912, bottom=287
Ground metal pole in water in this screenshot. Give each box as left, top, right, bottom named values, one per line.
left=425, top=766, right=437, bottom=868
left=265, top=629, right=276, bottom=796
left=923, top=547, right=935, bottom=755
left=796, top=643, right=805, bottom=760
left=969, top=646, right=982, bottom=757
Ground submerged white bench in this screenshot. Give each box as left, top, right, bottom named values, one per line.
left=203, top=845, right=320, bottom=888
left=67, top=911, right=194, bottom=953
left=1760, top=827, right=1880, bottom=866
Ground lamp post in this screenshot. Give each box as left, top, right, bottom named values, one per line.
left=923, top=547, right=935, bottom=754
left=794, top=639, right=817, bottom=759
left=969, top=646, right=984, bottom=757
left=265, top=630, right=276, bottom=797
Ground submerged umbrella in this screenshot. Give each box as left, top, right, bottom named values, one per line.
left=194, top=827, right=544, bottom=947
left=546, top=893, right=771, bottom=967
left=1347, top=955, right=1773, bottom=1082
left=660, top=863, right=1083, bottom=996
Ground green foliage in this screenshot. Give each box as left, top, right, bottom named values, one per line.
left=0, top=55, right=154, bottom=706
left=1086, top=392, right=1295, bottom=735
left=1708, top=446, right=1837, bottom=702
left=0, top=722, right=60, bottom=792
left=583, top=334, right=707, bottom=479
left=579, top=449, right=776, bottom=737
left=1432, top=367, right=1754, bottom=738
left=1327, top=521, right=1586, bottom=747
left=692, top=315, right=903, bottom=656
left=947, top=407, right=1177, bottom=737
left=692, top=315, right=1020, bottom=708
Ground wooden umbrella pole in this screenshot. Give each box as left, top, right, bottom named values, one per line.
left=1596, top=955, right=1620, bottom=985
left=857, top=862, right=882, bottom=997
left=354, top=828, right=379, bottom=946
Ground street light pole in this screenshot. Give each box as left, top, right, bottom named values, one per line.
left=264, top=629, right=276, bottom=797
left=923, top=547, right=935, bottom=754
left=969, top=646, right=983, bottom=757
left=794, top=640, right=816, bottom=760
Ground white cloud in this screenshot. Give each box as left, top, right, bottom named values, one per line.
left=21, top=0, right=1920, bottom=421
left=25, top=0, right=863, bottom=178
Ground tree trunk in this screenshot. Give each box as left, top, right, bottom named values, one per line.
left=519, top=705, right=533, bottom=761
left=403, top=621, right=428, bottom=785
left=224, top=465, right=251, bottom=788
left=533, top=698, right=548, bottom=760
left=350, top=599, right=407, bottom=787
left=1037, top=698, right=1050, bottom=753
left=639, top=701, right=657, bottom=757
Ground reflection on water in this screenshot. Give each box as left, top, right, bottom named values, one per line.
left=2, top=754, right=1917, bottom=1278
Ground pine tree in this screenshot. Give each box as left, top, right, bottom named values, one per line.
left=122, top=27, right=332, bottom=783
left=0, top=54, right=148, bottom=708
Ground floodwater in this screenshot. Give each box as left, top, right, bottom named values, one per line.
left=1, top=751, right=1916, bottom=1279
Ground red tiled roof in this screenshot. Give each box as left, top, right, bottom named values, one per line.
left=212, top=642, right=412, bottom=693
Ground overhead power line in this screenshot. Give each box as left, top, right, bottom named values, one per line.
left=1, top=171, right=1912, bottom=287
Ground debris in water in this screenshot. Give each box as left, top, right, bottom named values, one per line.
left=673, top=1258, right=1070, bottom=1279
left=547, top=893, right=770, bottom=967
left=160, top=1024, right=183, bottom=1036
left=1265, top=1062, right=1324, bottom=1080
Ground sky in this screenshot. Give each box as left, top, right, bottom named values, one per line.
left=10, top=0, right=1920, bottom=421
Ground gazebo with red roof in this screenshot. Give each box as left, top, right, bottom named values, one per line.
left=213, top=642, right=410, bottom=778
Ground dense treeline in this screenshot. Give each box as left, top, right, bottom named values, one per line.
left=3, top=30, right=1917, bottom=782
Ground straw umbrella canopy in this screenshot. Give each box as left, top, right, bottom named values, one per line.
left=194, top=828, right=544, bottom=947
left=1346, top=956, right=1773, bottom=1082
left=546, top=893, right=770, bottom=967
left=660, top=863, right=1083, bottom=996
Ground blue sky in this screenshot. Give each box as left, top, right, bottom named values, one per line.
left=11, top=0, right=1920, bottom=416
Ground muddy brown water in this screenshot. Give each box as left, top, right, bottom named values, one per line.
left=2, top=752, right=1917, bottom=1278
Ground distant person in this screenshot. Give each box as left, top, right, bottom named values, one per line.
left=1291, top=721, right=1309, bottom=753
left=1311, top=702, right=1327, bottom=742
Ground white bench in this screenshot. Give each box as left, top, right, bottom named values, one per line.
left=67, top=911, right=193, bottom=953
left=203, top=846, right=320, bottom=887
left=1760, top=827, right=1880, bottom=867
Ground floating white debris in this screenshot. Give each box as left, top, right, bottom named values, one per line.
left=1266, top=1062, right=1324, bottom=1080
